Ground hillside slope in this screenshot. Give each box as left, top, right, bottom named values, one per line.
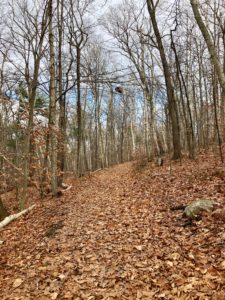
left=1, top=155, right=225, bottom=299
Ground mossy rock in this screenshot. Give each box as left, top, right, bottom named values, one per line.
left=184, top=199, right=216, bottom=219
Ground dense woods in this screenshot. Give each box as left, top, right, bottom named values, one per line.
left=1, top=1, right=225, bottom=299
left=0, top=0, right=225, bottom=206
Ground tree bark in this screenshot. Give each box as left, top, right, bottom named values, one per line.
left=76, top=46, right=82, bottom=176
left=190, top=0, right=225, bottom=94
left=0, top=197, right=8, bottom=221
left=48, top=0, right=58, bottom=195
left=147, top=0, right=181, bottom=159
left=57, top=0, right=66, bottom=186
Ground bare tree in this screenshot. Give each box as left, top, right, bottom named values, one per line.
left=146, top=0, right=181, bottom=159
left=67, top=0, right=90, bottom=176
left=48, top=0, right=58, bottom=195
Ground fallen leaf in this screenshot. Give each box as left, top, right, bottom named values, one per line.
left=51, top=292, right=58, bottom=300
left=13, top=278, right=23, bottom=288
left=58, top=274, right=66, bottom=280
left=134, top=245, right=143, bottom=251
left=220, top=261, right=225, bottom=269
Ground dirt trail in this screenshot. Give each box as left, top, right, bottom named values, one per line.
left=1, top=160, right=225, bottom=299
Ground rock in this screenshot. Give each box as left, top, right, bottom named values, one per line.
left=183, top=199, right=216, bottom=219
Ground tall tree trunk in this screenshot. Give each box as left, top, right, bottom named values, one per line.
left=48, top=0, right=58, bottom=195
left=76, top=46, right=82, bottom=176
left=21, top=39, right=47, bottom=207
left=212, top=70, right=223, bottom=162
left=147, top=0, right=181, bottom=159
left=171, top=34, right=195, bottom=158
left=0, top=197, right=8, bottom=221
left=190, top=0, right=225, bottom=94
left=57, top=0, right=66, bottom=186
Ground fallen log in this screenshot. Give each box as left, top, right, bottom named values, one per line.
left=62, top=185, right=72, bottom=192
left=0, top=204, right=36, bottom=230
left=56, top=185, right=72, bottom=197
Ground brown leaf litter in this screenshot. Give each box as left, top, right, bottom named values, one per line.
left=0, top=154, right=225, bottom=299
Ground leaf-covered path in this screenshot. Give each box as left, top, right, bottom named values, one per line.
left=1, top=159, right=225, bottom=299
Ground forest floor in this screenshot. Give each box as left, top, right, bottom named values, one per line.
left=1, top=152, right=225, bottom=300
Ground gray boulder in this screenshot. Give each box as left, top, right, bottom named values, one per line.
left=184, top=199, right=216, bottom=219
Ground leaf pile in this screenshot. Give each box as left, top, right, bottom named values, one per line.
left=0, top=154, right=225, bottom=299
